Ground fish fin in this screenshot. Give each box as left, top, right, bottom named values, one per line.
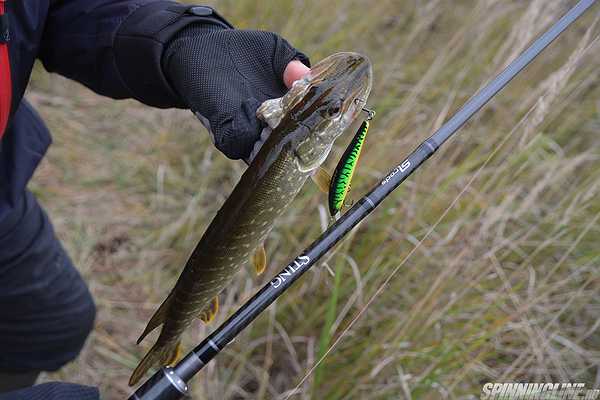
left=129, top=339, right=181, bottom=386
left=166, top=341, right=183, bottom=366
left=251, top=244, right=267, bottom=275
left=311, top=167, right=332, bottom=194
left=199, top=296, right=219, bottom=324
left=137, top=291, right=174, bottom=345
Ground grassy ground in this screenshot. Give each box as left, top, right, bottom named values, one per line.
left=27, top=0, right=599, bottom=398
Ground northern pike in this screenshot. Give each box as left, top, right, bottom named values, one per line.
left=130, top=52, right=373, bottom=385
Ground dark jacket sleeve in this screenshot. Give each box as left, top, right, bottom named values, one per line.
left=38, top=1, right=232, bottom=108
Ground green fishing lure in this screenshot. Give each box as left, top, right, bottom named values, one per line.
left=328, top=109, right=374, bottom=216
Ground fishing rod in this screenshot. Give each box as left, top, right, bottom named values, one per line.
left=128, top=1, right=597, bottom=398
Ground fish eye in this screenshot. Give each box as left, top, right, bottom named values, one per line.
left=326, top=99, right=343, bottom=119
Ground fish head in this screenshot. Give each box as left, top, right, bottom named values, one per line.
left=256, top=52, right=372, bottom=172
left=290, top=52, right=372, bottom=172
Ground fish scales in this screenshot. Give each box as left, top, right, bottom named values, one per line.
left=164, top=150, right=307, bottom=339
left=130, top=52, right=372, bottom=385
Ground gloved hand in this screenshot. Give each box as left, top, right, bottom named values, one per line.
left=163, top=26, right=310, bottom=160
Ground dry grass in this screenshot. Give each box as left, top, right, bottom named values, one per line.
left=26, top=0, right=599, bottom=398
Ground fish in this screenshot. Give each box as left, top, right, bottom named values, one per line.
left=129, top=52, right=373, bottom=386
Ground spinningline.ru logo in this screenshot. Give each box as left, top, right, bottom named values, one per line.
left=481, top=383, right=600, bottom=399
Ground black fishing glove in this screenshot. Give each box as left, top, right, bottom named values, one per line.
left=163, top=26, right=309, bottom=160
left=115, top=4, right=309, bottom=160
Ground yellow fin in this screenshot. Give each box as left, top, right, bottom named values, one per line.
left=129, top=339, right=181, bottom=386
left=137, top=290, right=174, bottom=344
left=252, top=244, right=267, bottom=275
left=166, top=341, right=183, bottom=366
left=311, top=167, right=331, bottom=194
left=199, top=296, right=219, bottom=324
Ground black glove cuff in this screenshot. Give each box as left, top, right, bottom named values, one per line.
left=114, top=2, right=233, bottom=108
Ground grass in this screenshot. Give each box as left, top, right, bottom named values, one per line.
left=25, top=0, right=600, bottom=398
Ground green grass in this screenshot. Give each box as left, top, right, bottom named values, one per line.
left=25, top=0, right=600, bottom=398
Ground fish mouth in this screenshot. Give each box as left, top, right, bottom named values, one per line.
left=310, top=52, right=370, bottom=80
left=342, top=55, right=373, bottom=117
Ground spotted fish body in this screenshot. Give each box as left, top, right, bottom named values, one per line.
left=130, top=52, right=373, bottom=385
left=329, top=119, right=369, bottom=216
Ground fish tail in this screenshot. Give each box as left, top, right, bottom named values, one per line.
left=129, top=339, right=182, bottom=386
left=137, top=291, right=174, bottom=344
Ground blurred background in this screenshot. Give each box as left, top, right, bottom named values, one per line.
left=28, top=0, right=599, bottom=398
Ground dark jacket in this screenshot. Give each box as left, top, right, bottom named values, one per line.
left=0, top=0, right=230, bottom=221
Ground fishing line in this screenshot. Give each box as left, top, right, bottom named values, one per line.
left=284, top=25, right=600, bottom=394
left=282, top=101, right=540, bottom=400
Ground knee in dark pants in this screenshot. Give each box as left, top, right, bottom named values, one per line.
left=71, top=285, right=97, bottom=346
left=36, top=249, right=98, bottom=371
left=0, top=248, right=97, bottom=373
left=0, top=191, right=97, bottom=373
left=57, top=280, right=97, bottom=366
